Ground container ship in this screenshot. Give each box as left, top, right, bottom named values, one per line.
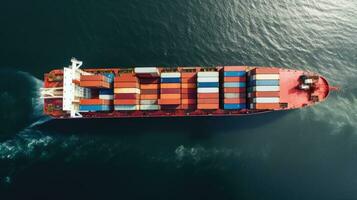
left=41, top=58, right=332, bottom=119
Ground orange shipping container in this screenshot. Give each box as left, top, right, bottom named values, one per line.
left=181, top=77, right=196, bottom=83
left=181, top=72, right=197, bottom=78
left=224, top=98, right=246, bottom=104
left=114, top=74, right=138, bottom=82
left=158, top=99, right=181, bottom=105
left=224, top=77, right=246, bottom=82
left=181, top=99, right=196, bottom=104
left=224, top=66, right=247, bottom=72
left=253, top=103, right=280, bottom=109
left=80, top=99, right=111, bottom=105
left=251, top=68, right=279, bottom=74
left=114, top=99, right=139, bottom=105
left=198, top=99, right=219, bottom=104
left=181, top=83, right=196, bottom=89
left=80, top=75, right=107, bottom=81
left=140, top=84, right=160, bottom=90
left=80, top=81, right=110, bottom=88
left=160, top=94, right=181, bottom=99
left=197, top=104, right=219, bottom=109
left=114, top=82, right=139, bottom=88
left=197, top=93, right=219, bottom=99
left=249, top=91, right=280, bottom=98
left=160, top=83, right=181, bottom=89
left=181, top=93, right=196, bottom=99
left=181, top=88, right=196, bottom=94
left=140, top=94, right=159, bottom=100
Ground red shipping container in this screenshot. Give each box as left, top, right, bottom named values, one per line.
left=181, top=88, right=196, bottom=94
left=223, top=77, right=246, bottom=82
left=114, top=99, right=139, bottom=105
left=197, top=99, right=219, bottom=104
left=224, top=98, right=246, bottom=104
left=253, top=103, right=281, bottom=109
left=114, top=82, right=139, bottom=88
left=159, top=99, right=181, bottom=105
left=161, top=88, right=181, bottom=94
left=114, top=94, right=139, bottom=99
left=80, top=99, right=111, bottom=105
left=141, top=89, right=160, bottom=95
left=197, top=93, right=219, bottom=99
left=181, top=93, right=196, bottom=99
left=224, top=66, right=247, bottom=72
left=197, top=104, right=219, bottom=109
left=223, top=88, right=246, bottom=93
left=141, top=84, right=160, bottom=90
left=140, top=78, right=160, bottom=84
left=161, top=83, right=181, bottom=89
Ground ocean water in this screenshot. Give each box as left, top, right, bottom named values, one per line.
left=0, top=0, right=357, bottom=199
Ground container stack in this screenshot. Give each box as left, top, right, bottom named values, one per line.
left=158, top=72, right=181, bottom=109
left=113, top=73, right=140, bottom=111
left=248, top=68, right=281, bottom=110
left=181, top=72, right=197, bottom=110
left=139, top=78, right=160, bottom=110
left=222, top=67, right=247, bottom=110
left=134, top=67, right=160, bottom=78
left=99, top=89, right=114, bottom=100
left=80, top=75, right=111, bottom=88
left=197, top=71, right=219, bottom=109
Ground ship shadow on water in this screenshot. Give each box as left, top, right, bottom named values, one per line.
left=36, top=111, right=289, bottom=138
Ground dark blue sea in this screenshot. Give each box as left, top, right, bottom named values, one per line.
left=0, top=0, right=356, bottom=199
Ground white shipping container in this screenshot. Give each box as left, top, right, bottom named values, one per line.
left=197, top=77, right=219, bottom=82
left=99, top=95, right=114, bottom=100
left=253, top=97, right=280, bottom=103
left=253, top=86, right=280, bottom=92
left=197, top=87, right=219, bottom=93
left=140, top=100, right=158, bottom=105
left=134, top=67, right=160, bottom=74
left=114, top=105, right=139, bottom=111
left=140, top=105, right=160, bottom=110
left=114, top=88, right=141, bottom=94
left=253, top=74, right=280, bottom=80
left=197, top=72, right=219, bottom=77
left=224, top=93, right=245, bottom=98
left=161, top=72, right=181, bottom=78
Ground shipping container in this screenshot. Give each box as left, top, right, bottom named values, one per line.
left=181, top=93, right=197, bottom=99
left=223, top=88, right=246, bottom=93
left=141, top=89, right=160, bottom=95
left=223, top=82, right=246, bottom=88
left=139, top=105, right=160, bottom=110
left=161, top=72, right=181, bottom=78
left=224, top=93, right=246, bottom=98
left=252, top=97, right=280, bottom=103
left=114, top=74, right=138, bottom=82
left=197, top=88, right=219, bottom=93
left=223, top=71, right=246, bottom=77
left=250, top=103, right=281, bottom=110
left=160, top=94, right=181, bottom=99
left=224, top=77, right=246, bottom=82
left=80, top=81, right=110, bottom=88
left=181, top=99, right=196, bottom=104
left=161, top=78, right=181, bottom=83
left=197, top=99, right=219, bottom=104
left=197, top=72, right=219, bottom=77
left=140, top=94, right=159, bottom=100
left=114, top=94, right=139, bottom=99
left=140, top=100, right=158, bottom=105
left=140, top=84, right=160, bottom=90
left=160, top=83, right=181, bottom=89
left=99, top=95, right=114, bottom=100
left=80, top=75, right=107, bottom=81
left=252, top=74, right=280, bottom=80
left=99, top=89, right=114, bottom=95
left=250, top=80, right=280, bottom=86
left=80, top=99, right=111, bottom=105
left=197, top=77, right=219, bottom=82
left=139, top=78, right=160, bottom=84
left=161, top=88, right=181, bottom=94
left=248, top=91, right=280, bottom=98
left=181, top=77, right=196, bottom=83
left=197, top=93, right=219, bottom=99
left=197, top=82, right=219, bottom=88
left=134, top=67, right=160, bottom=74
left=224, top=98, right=246, bottom=104
left=158, top=99, right=181, bottom=105
left=197, top=104, right=219, bottom=109
left=181, top=83, right=197, bottom=89
left=181, top=72, right=197, bottom=78
left=115, top=105, right=140, bottom=111
left=250, top=68, right=280, bottom=74
left=223, top=104, right=246, bottom=110
left=114, top=82, right=139, bottom=88
left=252, top=86, right=280, bottom=92
left=223, top=66, right=247, bottom=71
left=114, top=88, right=141, bottom=94
left=79, top=105, right=112, bottom=111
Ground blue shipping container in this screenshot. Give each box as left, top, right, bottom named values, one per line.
left=224, top=71, right=246, bottom=77
left=223, top=104, right=247, bottom=110
left=197, top=82, right=219, bottom=88
left=223, top=82, right=246, bottom=88
left=99, top=89, right=114, bottom=95
left=79, top=105, right=112, bottom=111
left=251, top=80, right=279, bottom=86
left=103, top=73, right=115, bottom=83
left=160, top=78, right=181, bottom=83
